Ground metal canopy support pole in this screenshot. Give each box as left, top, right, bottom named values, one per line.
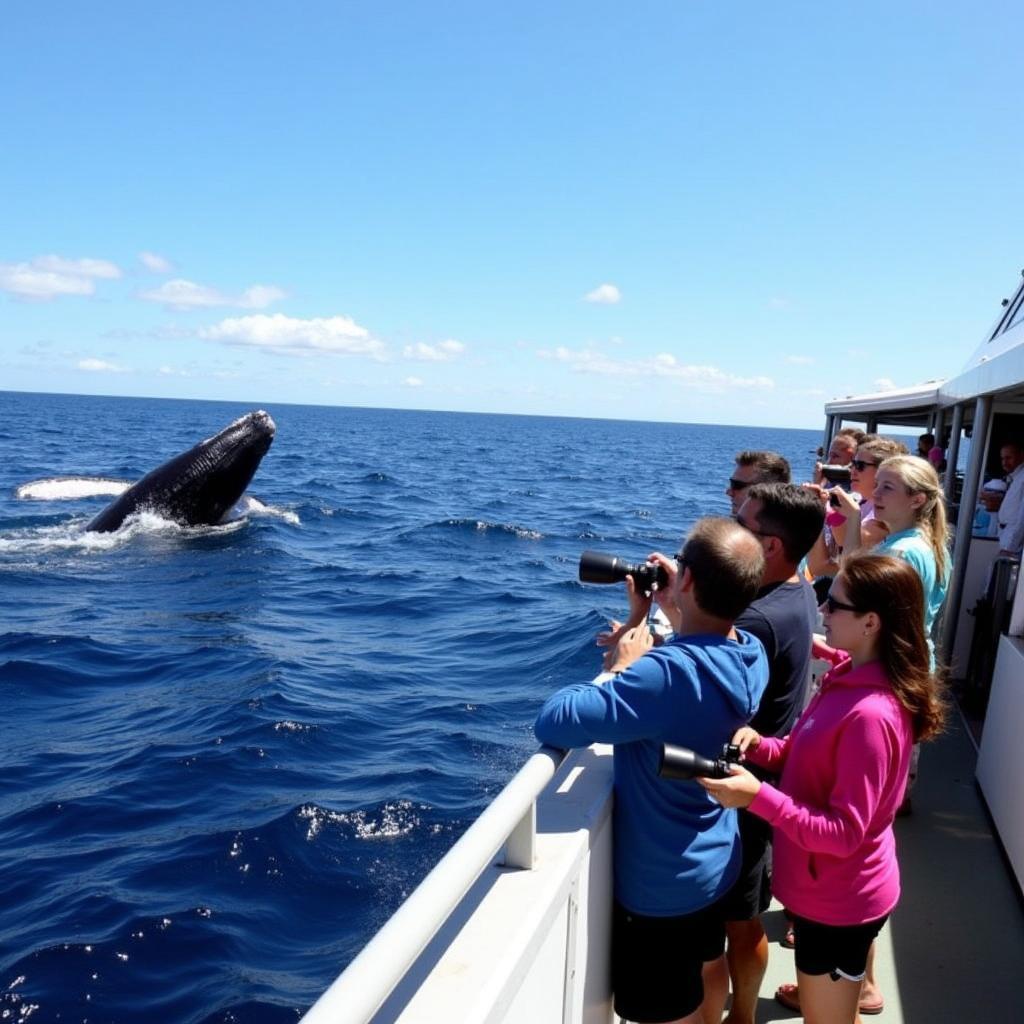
left=823, top=414, right=835, bottom=453
left=866, top=416, right=878, bottom=433
left=942, top=395, right=992, bottom=665
left=944, top=404, right=964, bottom=501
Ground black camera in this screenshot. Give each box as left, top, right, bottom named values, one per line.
left=578, top=550, right=669, bottom=593
left=820, top=464, right=852, bottom=487
left=658, top=742, right=743, bottom=781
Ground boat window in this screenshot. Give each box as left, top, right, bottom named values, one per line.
left=992, top=283, right=1024, bottom=340
left=1005, top=290, right=1024, bottom=335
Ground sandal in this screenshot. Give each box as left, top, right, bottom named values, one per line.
left=775, top=983, right=884, bottom=1015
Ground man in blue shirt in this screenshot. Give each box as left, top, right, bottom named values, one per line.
left=535, top=517, right=768, bottom=1024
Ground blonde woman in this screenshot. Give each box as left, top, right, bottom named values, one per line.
left=850, top=454, right=951, bottom=663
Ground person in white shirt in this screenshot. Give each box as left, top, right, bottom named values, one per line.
left=997, top=442, right=1024, bottom=556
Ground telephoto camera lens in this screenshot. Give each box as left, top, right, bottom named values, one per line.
left=578, top=550, right=668, bottom=592
left=658, top=743, right=741, bottom=780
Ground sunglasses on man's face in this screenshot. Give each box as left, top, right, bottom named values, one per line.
left=822, top=593, right=862, bottom=614
left=728, top=477, right=752, bottom=491
left=734, top=514, right=773, bottom=539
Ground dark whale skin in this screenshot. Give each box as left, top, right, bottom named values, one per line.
left=86, top=410, right=276, bottom=533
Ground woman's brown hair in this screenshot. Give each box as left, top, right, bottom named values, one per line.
left=841, top=552, right=948, bottom=741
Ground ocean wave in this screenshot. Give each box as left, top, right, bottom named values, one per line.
left=407, top=518, right=544, bottom=541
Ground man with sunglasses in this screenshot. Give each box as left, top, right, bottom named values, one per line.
left=726, top=450, right=791, bottom=515
left=720, top=483, right=824, bottom=1024
left=535, top=518, right=768, bottom=1024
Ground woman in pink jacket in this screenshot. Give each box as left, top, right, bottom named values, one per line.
left=700, top=553, right=946, bottom=1024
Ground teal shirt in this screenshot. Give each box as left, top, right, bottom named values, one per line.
left=876, top=527, right=949, bottom=665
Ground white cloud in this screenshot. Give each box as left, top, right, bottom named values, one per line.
left=78, top=357, right=128, bottom=373
left=158, top=364, right=239, bottom=380
left=785, top=355, right=815, bottom=365
left=584, top=283, right=621, bottom=305
left=140, top=278, right=286, bottom=310
left=402, top=339, right=465, bottom=362
left=874, top=377, right=897, bottom=391
left=139, top=251, right=174, bottom=273
left=539, top=346, right=773, bottom=392
left=199, top=313, right=385, bottom=358
left=0, top=254, right=122, bottom=300
left=403, top=376, right=424, bottom=388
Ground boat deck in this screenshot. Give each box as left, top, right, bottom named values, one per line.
left=750, top=714, right=1024, bottom=1022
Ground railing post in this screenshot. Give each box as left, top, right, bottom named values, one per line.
left=501, top=801, right=537, bottom=869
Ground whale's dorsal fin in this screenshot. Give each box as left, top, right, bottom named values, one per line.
left=15, top=477, right=134, bottom=501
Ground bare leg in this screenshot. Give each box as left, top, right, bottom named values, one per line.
left=859, top=942, right=883, bottom=1008
left=700, top=954, right=729, bottom=1024
left=797, top=968, right=861, bottom=1024
left=776, top=941, right=883, bottom=1015
left=722, top=917, right=768, bottom=1024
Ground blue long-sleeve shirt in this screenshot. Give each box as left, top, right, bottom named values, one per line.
left=535, top=630, right=768, bottom=916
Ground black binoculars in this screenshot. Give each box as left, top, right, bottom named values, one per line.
left=658, top=742, right=743, bottom=781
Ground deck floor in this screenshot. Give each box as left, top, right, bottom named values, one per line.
left=749, top=714, right=1024, bottom=1022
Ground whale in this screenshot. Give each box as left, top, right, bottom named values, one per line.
left=85, top=410, right=276, bottom=532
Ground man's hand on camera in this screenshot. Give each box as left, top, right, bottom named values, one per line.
left=606, top=622, right=653, bottom=674
left=595, top=574, right=651, bottom=652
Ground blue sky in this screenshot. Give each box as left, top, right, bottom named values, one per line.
left=2, top=2, right=1021, bottom=428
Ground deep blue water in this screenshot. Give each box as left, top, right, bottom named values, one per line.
left=0, top=391, right=822, bottom=1023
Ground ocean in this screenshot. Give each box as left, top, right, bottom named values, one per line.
left=0, top=391, right=822, bottom=1023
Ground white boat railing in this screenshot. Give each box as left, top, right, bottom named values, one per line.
left=301, top=744, right=568, bottom=1024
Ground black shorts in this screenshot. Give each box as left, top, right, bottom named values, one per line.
left=792, top=914, right=889, bottom=981
left=718, top=809, right=772, bottom=921
left=612, top=897, right=728, bottom=1023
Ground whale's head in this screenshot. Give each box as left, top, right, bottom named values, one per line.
left=180, top=410, right=277, bottom=524
left=86, top=409, right=277, bottom=532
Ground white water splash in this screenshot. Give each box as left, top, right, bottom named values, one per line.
left=298, top=801, right=422, bottom=841
left=223, top=496, right=300, bottom=525
left=0, top=510, right=248, bottom=557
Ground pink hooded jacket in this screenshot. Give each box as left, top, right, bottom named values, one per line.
left=747, top=657, right=913, bottom=925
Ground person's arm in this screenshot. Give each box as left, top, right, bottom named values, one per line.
left=1000, top=502, right=1024, bottom=556
left=745, top=710, right=901, bottom=856
left=828, top=487, right=863, bottom=554
left=860, top=518, right=889, bottom=548
left=534, top=651, right=676, bottom=749
left=595, top=575, right=653, bottom=649
left=743, top=734, right=789, bottom=771
left=805, top=529, right=840, bottom=578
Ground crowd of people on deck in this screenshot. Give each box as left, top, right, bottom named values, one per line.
left=532, top=428, right=1024, bottom=1024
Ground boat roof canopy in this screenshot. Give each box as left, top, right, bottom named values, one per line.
left=824, top=381, right=944, bottom=427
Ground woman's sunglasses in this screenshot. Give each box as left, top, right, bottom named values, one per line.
left=822, top=593, right=862, bottom=614
left=850, top=459, right=878, bottom=472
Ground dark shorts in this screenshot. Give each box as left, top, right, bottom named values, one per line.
left=792, top=914, right=889, bottom=981
left=719, top=808, right=772, bottom=921
left=612, top=897, right=728, bottom=1023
